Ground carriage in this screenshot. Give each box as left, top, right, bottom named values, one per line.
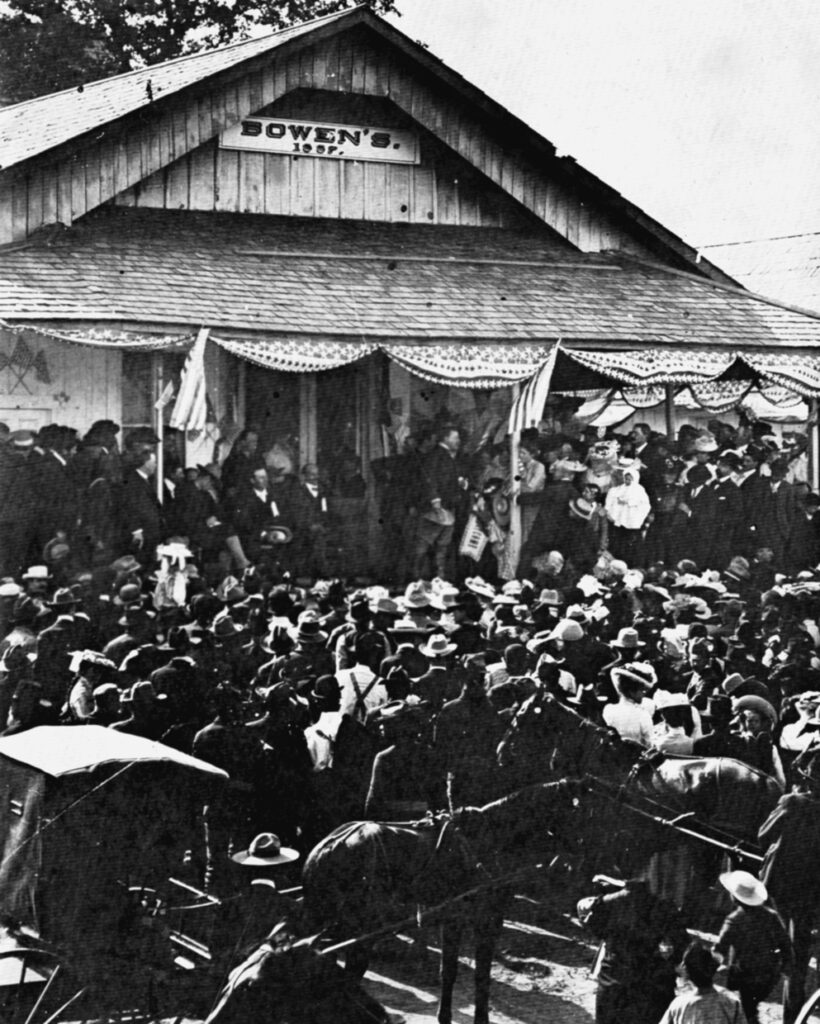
left=0, top=725, right=228, bottom=1024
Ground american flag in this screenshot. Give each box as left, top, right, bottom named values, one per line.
left=170, top=328, right=209, bottom=432
left=508, top=340, right=560, bottom=435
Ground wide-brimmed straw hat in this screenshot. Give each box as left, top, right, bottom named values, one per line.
left=464, top=576, right=496, bottom=601
left=719, top=870, right=767, bottom=907
left=231, top=832, right=300, bottom=867
left=610, top=627, right=645, bottom=649
left=546, top=619, right=584, bottom=643
left=419, top=633, right=457, bottom=658
left=733, top=694, right=777, bottom=725
left=401, top=580, right=432, bottom=610
left=612, top=663, right=656, bottom=691
left=289, top=611, right=327, bottom=645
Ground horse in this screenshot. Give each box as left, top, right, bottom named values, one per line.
left=204, top=931, right=390, bottom=1024
left=497, top=690, right=783, bottom=898
left=301, top=779, right=581, bottom=1024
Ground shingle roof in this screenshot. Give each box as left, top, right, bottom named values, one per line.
left=703, top=234, right=820, bottom=316
left=0, top=6, right=360, bottom=170
left=0, top=6, right=736, bottom=288
left=3, top=208, right=818, bottom=348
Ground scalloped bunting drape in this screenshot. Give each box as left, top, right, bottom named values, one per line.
left=3, top=318, right=820, bottom=402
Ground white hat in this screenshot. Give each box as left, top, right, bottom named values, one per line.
left=655, top=691, right=689, bottom=711
left=464, top=576, right=496, bottom=600
left=546, top=619, right=584, bottom=643
left=719, top=870, right=767, bottom=907
left=22, top=565, right=50, bottom=580
left=694, top=434, right=718, bottom=454
left=419, top=633, right=457, bottom=658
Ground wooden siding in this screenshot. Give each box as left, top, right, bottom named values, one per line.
left=0, top=26, right=654, bottom=257
left=0, top=328, right=122, bottom=431
left=112, top=138, right=528, bottom=227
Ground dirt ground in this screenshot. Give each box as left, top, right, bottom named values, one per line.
left=50, top=879, right=820, bottom=1023
left=357, top=888, right=819, bottom=1024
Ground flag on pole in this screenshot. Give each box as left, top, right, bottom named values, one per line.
left=508, top=340, right=560, bottom=435
left=170, top=328, right=210, bottom=432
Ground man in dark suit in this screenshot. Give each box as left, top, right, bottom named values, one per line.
left=0, top=430, right=40, bottom=576
left=680, top=463, right=720, bottom=567
left=757, top=459, right=798, bottom=570
left=709, top=452, right=745, bottom=570
left=232, top=466, right=295, bottom=567
left=33, top=587, right=80, bottom=707
left=759, top=751, right=820, bottom=1023
left=787, top=492, right=820, bottom=571
left=120, top=446, right=165, bottom=565
left=413, top=424, right=466, bottom=579
left=630, top=423, right=664, bottom=499
left=33, top=425, right=80, bottom=551
left=291, top=463, right=331, bottom=576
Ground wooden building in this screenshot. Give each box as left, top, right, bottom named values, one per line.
left=2, top=4, right=820, bottom=566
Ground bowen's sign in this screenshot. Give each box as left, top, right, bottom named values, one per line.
left=219, top=117, right=420, bottom=164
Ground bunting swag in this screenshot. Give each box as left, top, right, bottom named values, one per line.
left=3, top=316, right=820, bottom=402
left=211, top=336, right=378, bottom=372
left=385, top=343, right=553, bottom=389
left=0, top=320, right=192, bottom=350
left=209, top=337, right=552, bottom=388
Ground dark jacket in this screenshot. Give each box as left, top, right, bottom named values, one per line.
left=120, top=470, right=164, bottom=553
left=420, top=445, right=462, bottom=513
left=34, top=451, right=79, bottom=542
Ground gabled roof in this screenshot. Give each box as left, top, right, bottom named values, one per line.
left=703, top=233, right=820, bottom=316
left=2, top=207, right=817, bottom=348
left=0, top=6, right=735, bottom=285
left=0, top=6, right=362, bottom=171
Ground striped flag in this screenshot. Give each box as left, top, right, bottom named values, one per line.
left=170, top=327, right=210, bottom=432
left=508, top=340, right=560, bottom=435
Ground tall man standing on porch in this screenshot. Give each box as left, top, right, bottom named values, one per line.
left=414, top=424, right=466, bottom=580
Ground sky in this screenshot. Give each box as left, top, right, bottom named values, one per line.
left=387, top=0, right=820, bottom=248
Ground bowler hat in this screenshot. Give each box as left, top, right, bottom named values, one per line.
left=9, top=429, right=35, bottom=449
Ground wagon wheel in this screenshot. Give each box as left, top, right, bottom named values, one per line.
left=0, top=945, right=76, bottom=1024
left=796, top=987, right=820, bottom=1024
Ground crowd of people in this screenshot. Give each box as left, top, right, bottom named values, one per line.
left=0, top=410, right=819, bottom=1022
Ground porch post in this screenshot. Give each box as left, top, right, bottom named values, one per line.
left=508, top=382, right=522, bottom=577
left=811, top=398, right=820, bottom=492
left=664, top=383, right=675, bottom=443
left=299, top=374, right=317, bottom=469
left=154, top=353, right=164, bottom=503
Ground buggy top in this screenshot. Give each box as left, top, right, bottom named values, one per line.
left=0, top=726, right=228, bottom=951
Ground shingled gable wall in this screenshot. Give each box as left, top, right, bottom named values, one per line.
left=1, top=22, right=657, bottom=258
